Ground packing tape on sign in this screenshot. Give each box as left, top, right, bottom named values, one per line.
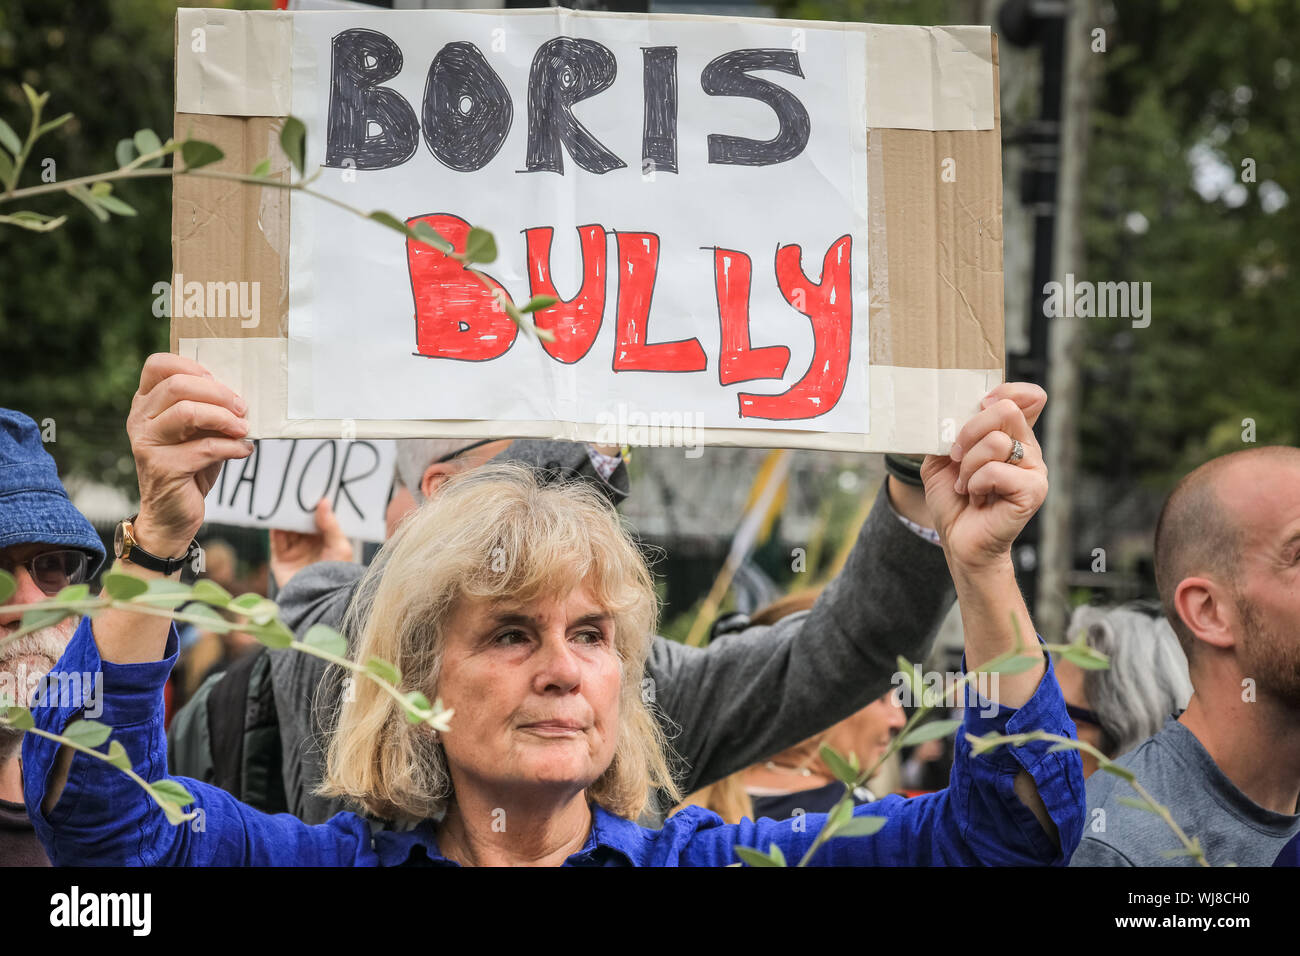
left=178, top=337, right=1000, bottom=456
left=173, top=9, right=994, bottom=132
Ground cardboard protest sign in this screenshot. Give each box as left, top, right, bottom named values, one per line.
left=203, top=438, right=396, bottom=542
left=172, top=8, right=1004, bottom=454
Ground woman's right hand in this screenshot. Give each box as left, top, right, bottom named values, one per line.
left=127, top=353, right=253, bottom=558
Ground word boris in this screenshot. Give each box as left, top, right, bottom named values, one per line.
left=408, top=214, right=853, bottom=421
left=326, top=29, right=812, bottom=174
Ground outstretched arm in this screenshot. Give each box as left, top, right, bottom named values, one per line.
left=648, top=385, right=1049, bottom=799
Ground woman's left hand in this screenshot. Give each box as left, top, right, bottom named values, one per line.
left=921, top=383, right=1048, bottom=572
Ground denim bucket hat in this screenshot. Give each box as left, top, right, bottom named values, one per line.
left=0, top=409, right=106, bottom=577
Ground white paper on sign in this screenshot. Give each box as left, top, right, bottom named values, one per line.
left=288, top=9, right=869, bottom=437
left=203, top=439, right=397, bottom=542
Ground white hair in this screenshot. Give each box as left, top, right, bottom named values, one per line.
left=1069, top=605, right=1193, bottom=758
left=393, top=439, right=485, bottom=504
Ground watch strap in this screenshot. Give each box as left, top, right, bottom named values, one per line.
left=118, top=517, right=199, bottom=575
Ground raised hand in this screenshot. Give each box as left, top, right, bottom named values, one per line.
left=127, top=353, right=252, bottom=558
left=269, top=498, right=355, bottom=589
left=920, top=383, right=1048, bottom=573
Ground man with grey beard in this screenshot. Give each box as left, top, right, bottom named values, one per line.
left=0, top=409, right=106, bottom=866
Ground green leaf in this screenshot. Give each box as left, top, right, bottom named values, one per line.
left=63, top=719, right=112, bottom=748
left=181, top=603, right=231, bottom=630
left=103, top=571, right=148, bottom=600
left=192, top=579, right=232, bottom=608
left=115, top=138, right=136, bottom=168
left=369, top=210, right=415, bottom=238
left=105, top=740, right=132, bottom=772
left=133, top=128, right=162, bottom=156
left=279, top=116, right=307, bottom=176
left=734, top=845, right=784, bottom=867
left=241, top=598, right=278, bottom=626
left=151, top=779, right=195, bottom=806
left=1046, top=742, right=1080, bottom=753
left=250, top=157, right=271, bottom=178
left=819, top=743, right=859, bottom=786
left=0, top=117, right=23, bottom=157
left=1159, top=846, right=1203, bottom=859
left=95, top=193, right=136, bottom=217
left=0, top=569, right=15, bottom=603
left=768, top=843, right=787, bottom=866
left=1116, top=797, right=1159, bottom=814
left=0, top=211, right=67, bottom=232
left=159, top=801, right=189, bottom=826
left=1098, top=762, right=1136, bottom=783
left=180, top=139, right=224, bottom=171
left=898, top=718, right=963, bottom=747
left=519, top=295, right=558, bottom=314
left=247, top=618, right=293, bottom=650
left=229, top=592, right=265, bottom=612
left=830, top=815, right=887, bottom=839
left=21, top=83, right=48, bottom=115
left=826, top=797, right=854, bottom=833
left=55, top=583, right=90, bottom=603
left=303, top=624, right=347, bottom=659
left=983, top=654, right=1041, bottom=676
left=0, top=149, right=13, bottom=186
left=410, top=220, right=453, bottom=252
left=2, top=706, right=34, bottom=731
left=403, top=691, right=432, bottom=723
left=1059, top=643, right=1111, bottom=671
left=36, top=112, right=73, bottom=138
left=21, top=607, right=72, bottom=632
left=67, top=185, right=110, bottom=223
left=135, top=579, right=193, bottom=609
left=896, top=656, right=924, bottom=702
left=364, top=656, right=401, bottom=686
left=460, top=226, right=497, bottom=265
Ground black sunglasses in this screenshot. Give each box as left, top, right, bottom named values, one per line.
left=0, top=549, right=90, bottom=597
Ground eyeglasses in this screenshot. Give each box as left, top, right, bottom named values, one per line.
left=0, top=549, right=90, bottom=597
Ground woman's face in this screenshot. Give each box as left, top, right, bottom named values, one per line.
left=821, top=690, right=907, bottom=773
left=435, top=585, right=623, bottom=803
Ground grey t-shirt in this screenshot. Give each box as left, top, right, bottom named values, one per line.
left=1071, top=715, right=1300, bottom=867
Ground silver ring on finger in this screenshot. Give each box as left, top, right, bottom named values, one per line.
left=1005, top=437, right=1024, bottom=465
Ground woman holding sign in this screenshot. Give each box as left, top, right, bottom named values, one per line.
left=24, top=354, right=1082, bottom=866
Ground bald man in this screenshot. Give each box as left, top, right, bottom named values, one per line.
left=1072, top=445, right=1300, bottom=866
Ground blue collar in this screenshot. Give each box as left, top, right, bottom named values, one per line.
left=370, top=804, right=651, bottom=867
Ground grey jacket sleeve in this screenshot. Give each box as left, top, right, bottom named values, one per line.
left=646, top=483, right=955, bottom=797
left=270, top=561, right=367, bottom=824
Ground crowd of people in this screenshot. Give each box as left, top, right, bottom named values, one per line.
left=0, top=352, right=1296, bottom=866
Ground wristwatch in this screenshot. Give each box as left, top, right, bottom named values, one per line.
left=884, top=453, right=926, bottom=487
left=113, top=515, right=200, bottom=575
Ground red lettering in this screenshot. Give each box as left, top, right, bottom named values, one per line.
left=612, top=231, right=707, bottom=373
left=524, top=224, right=607, bottom=364
left=407, top=212, right=518, bottom=361
left=738, top=235, right=852, bottom=420
left=714, top=247, right=790, bottom=385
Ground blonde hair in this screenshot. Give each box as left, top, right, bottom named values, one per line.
left=321, top=461, right=679, bottom=823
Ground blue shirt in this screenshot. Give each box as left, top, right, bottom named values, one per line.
left=24, top=617, right=1085, bottom=866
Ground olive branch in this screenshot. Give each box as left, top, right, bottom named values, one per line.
left=0, top=84, right=556, bottom=339
left=0, top=567, right=451, bottom=826
left=734, top=616, right=1211, bottom=867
